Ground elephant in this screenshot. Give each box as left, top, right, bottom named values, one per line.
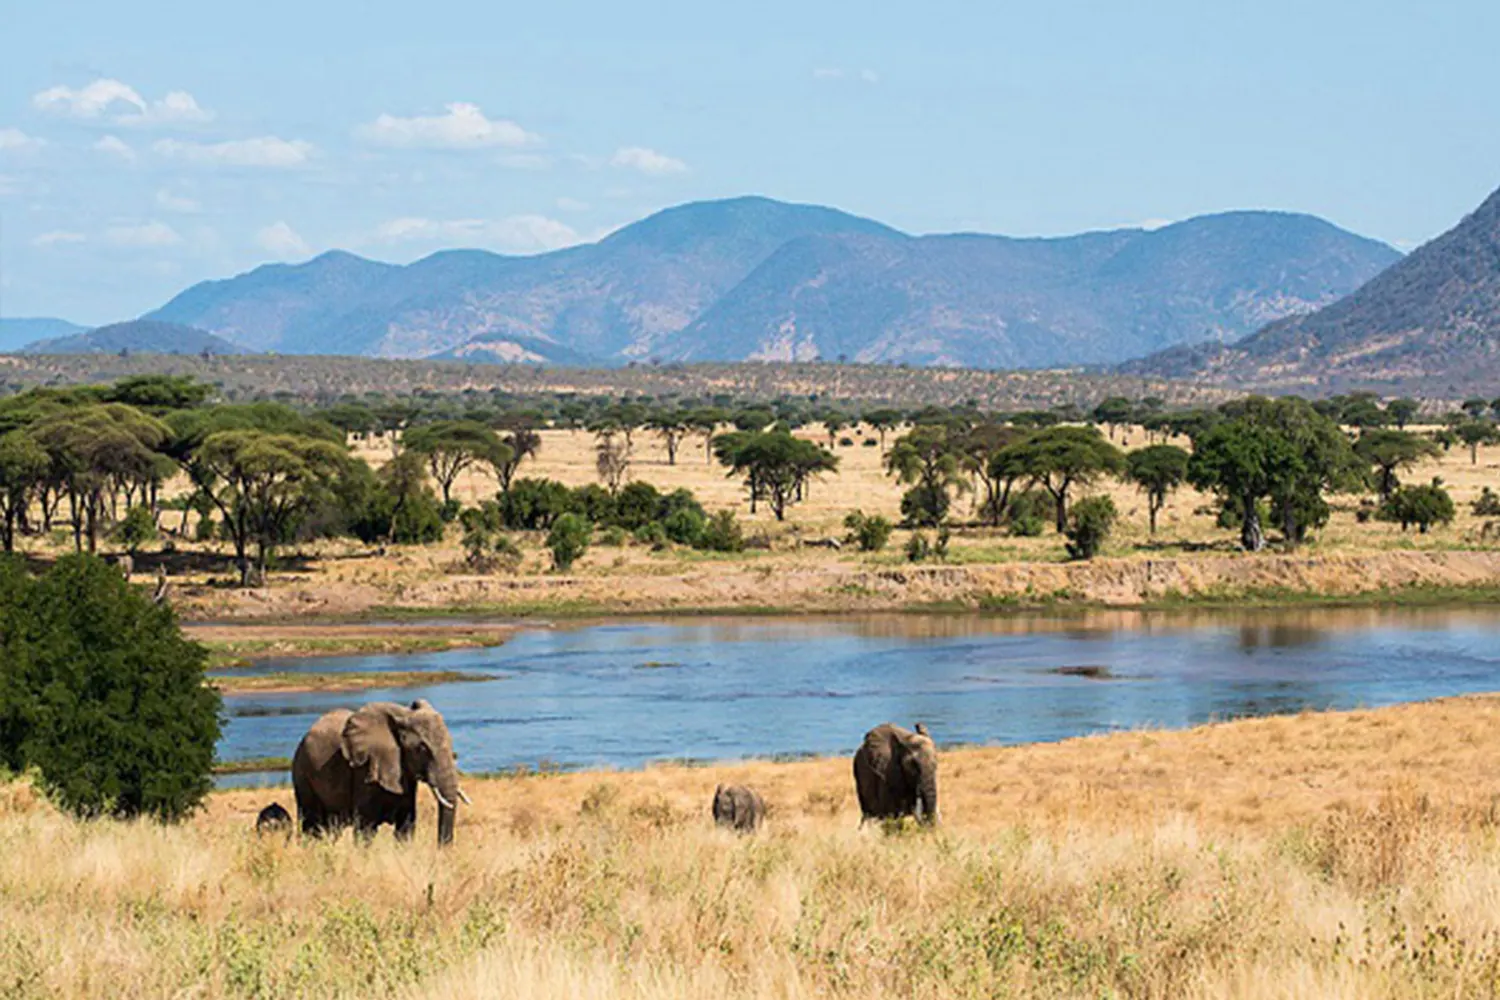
left=712, top=783, right=766, bottom=833
left=291, top=699, right=469, bottom=846
left=852, top=722, right=939, bottom=825
left=255, top=801, right=292, bottom=835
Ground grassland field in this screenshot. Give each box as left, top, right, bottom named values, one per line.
left=7, top=695, right=1500, bottom=998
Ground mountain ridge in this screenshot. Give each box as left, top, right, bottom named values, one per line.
left=143, top=195, right=1400, bottom=369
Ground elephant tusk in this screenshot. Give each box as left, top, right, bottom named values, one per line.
left=432, top=787, right=456, bottom=810
left=458, top=788, right=472, bottom=806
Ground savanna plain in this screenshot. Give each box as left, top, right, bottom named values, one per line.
left=6, top=695, right=1500, bottom=998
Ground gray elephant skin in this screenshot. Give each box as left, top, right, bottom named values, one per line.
left=852, top=722, right=938, bottom=824
left=292, top=699, right=469, bottom=845
left=712, top=784, right=766, bottom=832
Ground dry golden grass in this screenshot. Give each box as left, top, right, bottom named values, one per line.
left=9, top=696, right=1500, bottom=998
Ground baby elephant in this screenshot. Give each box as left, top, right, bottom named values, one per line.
left=712, top=783, right=766, bottom=833
left=255, top=801, right=293, bottom=835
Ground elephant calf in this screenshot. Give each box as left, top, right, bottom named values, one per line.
left=712, top=784, right=766, bottom=833
left=852, top=722, right=939, bottom=825
left=255, top=802, right=293, bottom=835
left=292, top=699, right=469, bottom=846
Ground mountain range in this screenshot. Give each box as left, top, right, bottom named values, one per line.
left=20, top=320, right=245, bottom=357
left=130, top=196, right=1398, bottom=369
left=0, top=317, right=85, bottom=353
left=1124, top=185, right=1500, bottom=393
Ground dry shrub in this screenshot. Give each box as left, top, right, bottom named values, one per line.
left=1300, top=783, right=1440, bottom=890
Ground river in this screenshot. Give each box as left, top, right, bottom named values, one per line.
left=214, top=607, right=1500, bottom=785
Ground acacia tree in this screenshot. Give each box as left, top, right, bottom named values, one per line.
left=195, top=430, right=351, bottom=585
left=884, top=424, right=968, bottom=527
left=31, top=404, right=171, bottom=553
left=0, top=430, right=47, bottom=552
left=1006, top=426, right=1125, bottom=533
left=1091, top=397, right=1134, bottom=441
left=1387, top=398, right=1421, bottom=430
left=1455, top=420, right=1500, bottom=465
left=715, top=431, right=837, bottom=520
left=646, top=410, right=691, bottom=465
left=402, top=420, right=507, bottom=505
left=490, top=423, right=541, bottom=493
left=686, top=407, right=726, bottom=464
left=596, top=435, right=631, bottom=494
left=955, top=422, right=1025, bottom=526
left=865, top=409, right=903, bottom=451
left=1355, top=429, right=1440, bottom=500
left=1125, top=444, right=1190, bottom=535
left=1189, top=397, right=1363, bottom=551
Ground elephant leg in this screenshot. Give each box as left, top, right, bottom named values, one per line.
left=393, top=804, right=416, bottom=842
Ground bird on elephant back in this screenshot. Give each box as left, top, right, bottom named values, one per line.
left=852, top=722, right=939, bottom=825
left=290, top=699, right=470, bottom=846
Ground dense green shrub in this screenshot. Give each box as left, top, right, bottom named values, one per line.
left=843, top=510, right=894, bottom=552
left=1381, top=482, right=1456, bottom=533
left=113, top=506, right=158, bottom=554
left=1005, top=490, right=1051, bottom=537
left=633, top=521, right=669, bottom=549
left=0, top=555, right=222, bottom=820
left=500, top=478, right=574, bottom=530
left=900, top=484, right=950, bottom=527
left=570, top=484, right=617, bottom=525
left=1474, top=486, right=1500, bottom=517
left=662, top=506, right=706, bottom=545
left=547, top=513, right=592, bottom=570
left=1064, top=495, right=1117, bottom=560
left=905, top=531, right=931, bottom=562
left=696, top=510, right=744, bottom=553
left=438, top=498, right=462, bottom=523
left=613, top=482, right=663, bottom=530
left=599, top=525, right=629, bottom=547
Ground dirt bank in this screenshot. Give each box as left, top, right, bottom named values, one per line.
left=174, top=549, right=1500, bottom=620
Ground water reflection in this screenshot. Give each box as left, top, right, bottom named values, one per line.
left=215, top=607, right=1500, bottom=783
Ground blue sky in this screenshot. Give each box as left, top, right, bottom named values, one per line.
left=2, top=0, right=1498, bottom=325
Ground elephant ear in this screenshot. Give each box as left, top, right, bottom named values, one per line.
left=342, top=704, right=406, bottom=796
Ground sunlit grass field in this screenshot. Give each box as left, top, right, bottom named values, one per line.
left=7, top=695, right=1500, bottom=998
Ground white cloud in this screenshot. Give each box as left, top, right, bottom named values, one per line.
left=32, top=78, right=213, bottom=126
left=33, top=78, right=145, bottom=118
left=256, top=221, right=311, bottom=258
left=357, top=102, right=540, bottom=150
left=372, top=214, right=580, bottom=252
left=154, top=136, right=313, bottom=168
left=94, top=135, right=136, bottom=162
left=155, top=189, right=201, bottom=213
left=610, top=146, right=688, bottom=176
left=555, top=196, right=590, bottom=212
left=0, top=128, right=46, bottom=153
left=32, top=231, right=86, bottom=247
left=104, top=220, right=183, bottom=248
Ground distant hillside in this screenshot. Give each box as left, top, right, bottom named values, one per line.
left=1123, top=185, right=1500, bottom=394
left=144, top=196, right=1398, bottom=369
left=23, top=320, right=246, bottom=357
left=0, top=317, right=85, bottom=353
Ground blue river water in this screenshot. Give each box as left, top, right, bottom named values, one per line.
left=213, top=608, right=1500, bottom=786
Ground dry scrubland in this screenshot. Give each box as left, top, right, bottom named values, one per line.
left=7, top=696, right=1500, bottom=997
left=129, top=421, right=1500, bottom=620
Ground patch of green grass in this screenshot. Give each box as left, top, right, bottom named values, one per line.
left=212, top=756, right=291, bottom=775
left=209, top=670, right=495, bottom=694
left=1144, top=582, right=1500, bottom=610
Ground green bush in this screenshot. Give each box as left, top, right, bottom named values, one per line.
left=905, top=531, right=931, bottom=562
left=547, top=513, right=592, bottom=570
left=843, top=510, right=893, bottom=552
left=1064, top=495, right=1117, bottom=560
left=633, top=521, right=669, bottom=550
left=1474, top=486, right=1500, bottom=517
left=0, top=555, right=222, bottom=820
left=599, top=525, right=629, bottom=546
left=935, top=525, right=951, bottom=560
left=613, top=482, right=664, bottom=530
left=1005, top=490, right=1051, bottom=537
left=194, top=513, right=217, bottom=542
left=695, top=510, right=744, bottom=553
left=500, top=478, right=574, bottom=530
left=900, top=484, right=949, bottom=528
left=113, top=506, right=158, bottom=554
left=570, top=484, right=617, bottom=525
left=438, top=498, right=462, bottom=523
left=1381, top=482, right=1456, bottom=533
left=662, top=507, right=706, bottom=546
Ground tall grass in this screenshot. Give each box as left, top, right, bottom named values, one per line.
left=7, top=696, right=1500, bottom=998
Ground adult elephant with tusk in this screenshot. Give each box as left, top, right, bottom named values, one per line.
left=852, top=722, right=939, bottom=825
left=292, top=699, right=470, bottom=846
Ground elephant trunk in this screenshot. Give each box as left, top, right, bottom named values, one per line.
left=917, top=771, right=939, bottom=825
left=428, top=757, right=463, bottom=847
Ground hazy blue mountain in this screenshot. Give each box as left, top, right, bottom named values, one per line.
left=23, top=320, right=246, bottom=356
left=0, top=317, right=85, bottom=353
left=1123, top=185, right=1500, bottom=392
left=142, top=196, right=1398, bottom=368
